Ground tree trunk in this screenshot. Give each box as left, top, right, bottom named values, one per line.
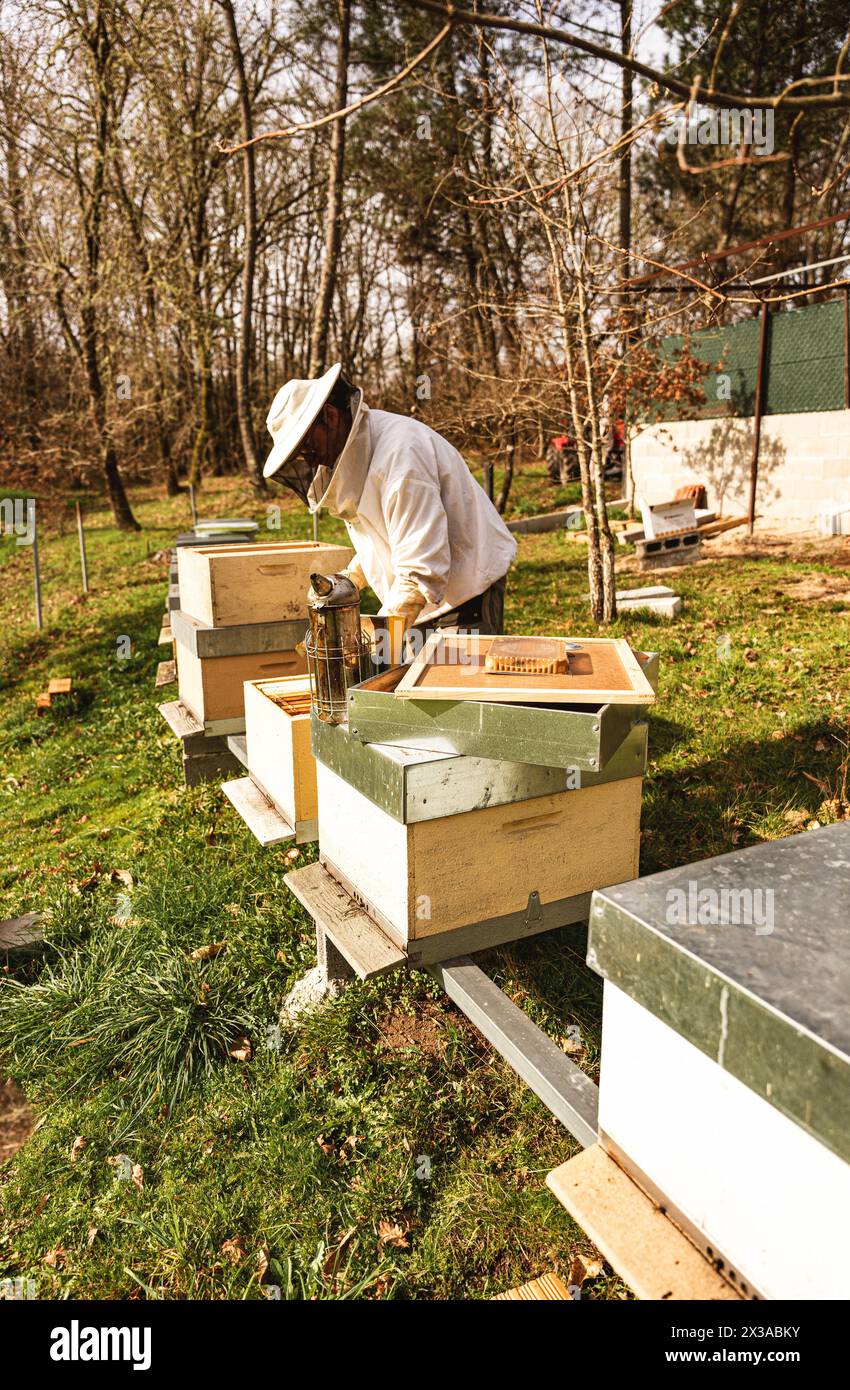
left=79, top=3, right=140, bottom=531
left=219, top=0, right=264, bottom=489
left=308, top=0, right=351, bottom=378
left=497, top=417, right=516, bottom=514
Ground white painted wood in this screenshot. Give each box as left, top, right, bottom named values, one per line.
left=221, top=776, right=295, bottom=846
left=243, top=677, right=315, bottom=830
left=317, top=762, right=411, bottom=941
left=598, top=983, right=850, bottom=1300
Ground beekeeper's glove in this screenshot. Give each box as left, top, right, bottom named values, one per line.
left=377, top=580, right=428, bottom=664
left=377, top=579, right=428, bottom=623
left=340, top=555, right=367, bottom=591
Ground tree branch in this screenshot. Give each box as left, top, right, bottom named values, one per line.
left=400, top=1, right=850, bottom=111
left=219, top=21, right=454, bottom=152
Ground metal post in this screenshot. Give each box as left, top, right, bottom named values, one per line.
left=75, top=500, right=89, bottom=593
left=189, top=482, right=198, bottom=528
left=30, top=499, right=42, bottom=630
left=747, top=301, right=770, bottom=535
left=483, top=462, right=494, bottom=502
left=312, top=507, right=319, bottom=543
left=843, top=285, right=849, bottom=411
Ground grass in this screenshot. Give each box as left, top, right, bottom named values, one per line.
left=1, top=468, right=849, bottom=1299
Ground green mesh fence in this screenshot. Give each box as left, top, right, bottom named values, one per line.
left=659, top=297, right=846, bottom=419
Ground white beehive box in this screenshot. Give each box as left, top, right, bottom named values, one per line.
left=177, top=540, right=352, bottom=627
left=243, top=677, right=317, bottom=839
left=589, top=824, right=850, bottom=1300
left=638, top=495, right=696, bottom=539
left=317, top=760, right=642, bottom=947
left=817, top=503, right=850, bottom=537
left=597, top=982, right=850, bottom=1300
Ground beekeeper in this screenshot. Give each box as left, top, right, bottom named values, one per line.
left=262, top=364, right=516, bottom=635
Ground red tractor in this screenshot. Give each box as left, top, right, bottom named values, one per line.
left=546, top=419, right=624, bottom=484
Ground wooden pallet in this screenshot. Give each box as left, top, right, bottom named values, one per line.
left=546, top=1145, right=741, bottom=1301
left=493, top=1272, right=572, bottom=1301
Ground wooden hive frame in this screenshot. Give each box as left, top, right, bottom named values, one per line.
left=395, top=631, right=656, bottom=705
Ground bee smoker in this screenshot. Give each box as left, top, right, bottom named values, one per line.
left=305, top=572, right=374, bottom=724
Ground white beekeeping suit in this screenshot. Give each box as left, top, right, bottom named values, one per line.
left=306, top=390, right=516, bottom=622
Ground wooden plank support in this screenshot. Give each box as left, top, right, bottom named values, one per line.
left=159, top=698, right=202, bottom=739
left=428, top=957, right=599, bottom=1148
left=158, top=700, right=240, bottom=785
left=698, top=514, right=749, bottom=540
left=546, top=1145, right=742, bottom=1302
left=0, top=912, right=43, bottom=956
left=226, top=733, right=249, bottom=769
left=493, top=1273, right=572, bottom=1301
left=155, top=659, right=177, bottom=689
left=221, top=776, right=295, bottom=847
left=158, top=624, right=173, bottom=646
left=284, top=861, right=407, bottom=981
left=47, top=677, right=72, bottom=696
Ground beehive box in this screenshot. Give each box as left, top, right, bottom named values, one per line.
left=317, top=758, right=642, bottom=949
left=177, top=540, right=352, bottom=627
left=176, top=641, right=307, bottom=732
left=244, top=676, right=317, bottom=839
left=347, top=654, right=658, bottom=770
left=312, top=713, right=647, bottom=823
left=589, top=823, right=850, bottom=1301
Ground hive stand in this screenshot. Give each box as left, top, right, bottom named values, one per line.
left=158, top=699, right=241, bottom=787
left=283, top=859, right=741, bottom=1299
left=635, top=531, right=701, bottom=571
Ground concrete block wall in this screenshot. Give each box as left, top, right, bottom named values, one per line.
left=630, top=409, right=850, bottom=523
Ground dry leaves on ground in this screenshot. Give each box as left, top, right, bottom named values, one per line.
left=189, top=941, right=227, bottom=962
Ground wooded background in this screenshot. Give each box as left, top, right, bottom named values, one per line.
left=2, top=0, right=849, bottom=556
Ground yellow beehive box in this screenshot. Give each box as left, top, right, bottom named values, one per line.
left=176, top=540, right=352, bottom=627
left=317, top=761, right=642, bottom=947
left=176, top=643, right=307, bottom=731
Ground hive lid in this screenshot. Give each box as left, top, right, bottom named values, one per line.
left=588, top=822, right=850, bottom=1163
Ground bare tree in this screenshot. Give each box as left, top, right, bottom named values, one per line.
left=309, top=0, right=352, bottom=377
left=218, top=0, right=264, bottom=489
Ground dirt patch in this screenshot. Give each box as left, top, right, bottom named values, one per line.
left=376, top=1004, right=447, bottom=1059
left=0, top=1078, right=35, bottom=1162
left=706, top=530, right=850, bottom=567
left=776, top=574, right=850, bottom=602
